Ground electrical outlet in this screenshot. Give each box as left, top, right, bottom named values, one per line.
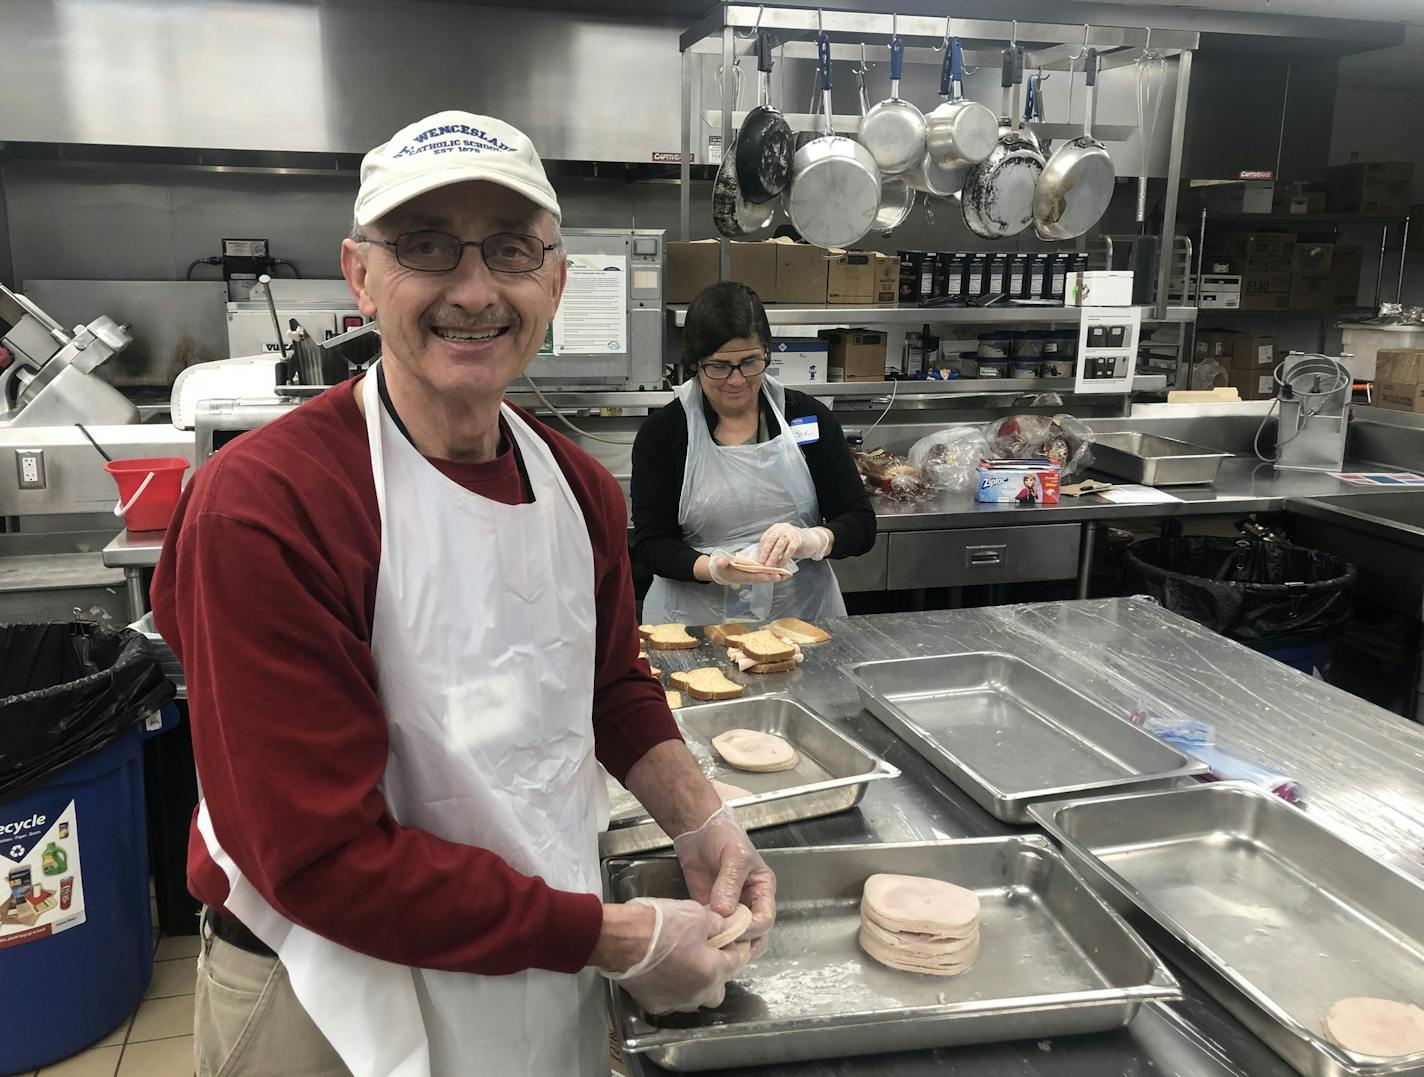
left=15, top=449, right=46, bottom=490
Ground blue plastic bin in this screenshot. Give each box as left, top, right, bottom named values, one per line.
left=0, top=723, right=152, bottom=1074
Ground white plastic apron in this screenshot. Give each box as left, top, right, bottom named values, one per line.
left=197, top=361, right=606, bottom=1077
left=641, top=376, right=846, bottom=626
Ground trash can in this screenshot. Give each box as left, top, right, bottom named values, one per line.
left=1, top=623, right=174, bottom=1073
left=1125, top=536, right=1357, bottom=675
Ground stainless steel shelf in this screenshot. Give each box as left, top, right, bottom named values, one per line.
left=668, top=304, right=1198, bottom=328
left=508, top=376, right=1168, bottom=410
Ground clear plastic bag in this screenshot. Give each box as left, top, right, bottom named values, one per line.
left=907, top=427, right=989, bottom=493
left=853, top=448, right=933, bottom=503
left=981, top=413, right=1095, bottom=477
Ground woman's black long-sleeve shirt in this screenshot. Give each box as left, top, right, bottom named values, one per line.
left=630, top=388, right=877, bottom=582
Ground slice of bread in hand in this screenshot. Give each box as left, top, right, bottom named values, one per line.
left=665, top=690, right=684, bottom=709
left=767, top=617, right=831, bottom=646
left=670, top=667, right=745, bottom=701
left=705, top=622, right=759, bottom=647
left=734, top=629, right=797, bottom=663
left=729, top=555, right=793, bottom=579
left=639, top=624, right=698, bottom=650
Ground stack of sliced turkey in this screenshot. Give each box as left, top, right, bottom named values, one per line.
left=859, top=873, right=981, bottom=977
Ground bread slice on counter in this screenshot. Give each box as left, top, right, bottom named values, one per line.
left=734, top=629, right=797, bottom=663
left=746, top=658, right=798, bottom=674
left=705, top=622, right=760, bottom=646
left=767, top=618, right=831, bottom=646
left=671, top=667, right=745, bottom=701
left=665, top=690, right=684, bottom=709
left=639, top=623, right=699, bottom=650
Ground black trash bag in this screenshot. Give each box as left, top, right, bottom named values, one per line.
left=1125, top=536, right=1356, bottom=649
left=0, top=622, right=175, bottom=802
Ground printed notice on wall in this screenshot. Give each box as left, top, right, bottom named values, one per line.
left=552, top=255, right=628, bottom=355
left=2, top=798, right=84, bottom=948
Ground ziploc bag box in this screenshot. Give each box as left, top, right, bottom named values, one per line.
left=975, top=459, right=1063, bottom=505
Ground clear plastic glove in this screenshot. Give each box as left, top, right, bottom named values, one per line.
left=757, top=523, right=832, bottom=568
left=673, top=804, right=777, bottom=957
left=707, top=549, right=786, bottom=587
left=600, top=897, right=752, bottom=1015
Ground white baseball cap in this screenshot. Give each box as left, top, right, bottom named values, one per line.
left=354, top=110, right=561, bottom=228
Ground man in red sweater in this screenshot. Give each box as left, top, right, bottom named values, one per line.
left=152, top=110, right=775, bottom=1077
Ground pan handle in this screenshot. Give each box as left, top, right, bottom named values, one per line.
left=1024, top=72, right=1038, bottom=124
left=889, top=35, right=904, bottom=86
left=757, top=28, right=773, bottom=74
left=818, top=32, right=832, bottom=91
left=950, top=36, right=964, bottom=98
left=1013, top=44, right=1025, bottom=86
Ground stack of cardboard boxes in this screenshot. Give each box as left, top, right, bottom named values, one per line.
left=1209, top=233, right=1363, bottom=311
left=1196, top=330, right=1277, bottom=400
left=666, top=239, right=898, bottom=306
left=1326, top=162, right=1414, bottom=217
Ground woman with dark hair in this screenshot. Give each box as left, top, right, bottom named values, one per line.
left=632, top=282, right=876, bottom=624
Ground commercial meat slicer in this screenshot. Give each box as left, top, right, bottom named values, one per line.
left=0, top=281, right=139, bottom=427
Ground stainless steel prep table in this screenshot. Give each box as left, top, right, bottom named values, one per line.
left=624, top=598, right=1424, bottom=1076
left=856, top=458, right=1390, bottom=599
left=101, top=529, right=167, bottom=620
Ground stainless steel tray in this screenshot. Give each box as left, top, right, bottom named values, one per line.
left=603, top=837, right=1179, bottom=1072
left=1030, top=783, right=1424, bottom=1077
left=600, top=695, right=898, bottom=858
left=1090, top=432, right=1232, bottom=486
left=845, top=653, right=1206, bottom=822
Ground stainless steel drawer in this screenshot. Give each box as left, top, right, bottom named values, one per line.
left=831, top=535, right=888, bottom=593
left=886, top=524, right=1081, bottom=588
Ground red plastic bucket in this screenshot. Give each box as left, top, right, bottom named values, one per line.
left=104, top=457, right=189, bottom=532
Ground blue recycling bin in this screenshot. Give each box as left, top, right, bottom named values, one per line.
left=1, top=623, right=172, bottom=1075
left=1, top=723, right=152, bottom=1073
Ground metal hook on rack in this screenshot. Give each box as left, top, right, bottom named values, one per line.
left=859, top=40, right=869, bottom=75
left=817, top=7, right=824, bottom=36
left=733, top=4, right=765, bottom=40
left=1065, top=23, right=1089, bottom=62
left=1010, top=19, right=1018, bottom=47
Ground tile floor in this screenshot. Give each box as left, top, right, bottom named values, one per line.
left=25, top=902, right=200, bottom=1077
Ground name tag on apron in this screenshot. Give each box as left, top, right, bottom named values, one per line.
left=789, top=416, right=819, bottom=446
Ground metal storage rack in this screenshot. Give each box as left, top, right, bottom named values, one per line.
left=676, top=6, right=1202, bottom=390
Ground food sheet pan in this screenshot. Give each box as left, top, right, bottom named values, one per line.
left=1029, top=782, right=1424, bottom=1077
left=603, top=837, right=1179, bottom=1072
left=1090, top=432, right=1232, bottom=486
left=845, top=653, right=1205, bottom=822
left=601, top=695, right=897, bottom=857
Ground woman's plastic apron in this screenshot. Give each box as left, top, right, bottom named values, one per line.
left=196, top=362, right=607, bottom=1076
left=641, top=376, right=846, bottom=625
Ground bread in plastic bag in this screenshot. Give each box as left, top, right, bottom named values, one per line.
left=907, top=427, right=989, bottom=493
left=853, top=448, right=932, bottom=503
left=981, top=413, right=1094, bottom=477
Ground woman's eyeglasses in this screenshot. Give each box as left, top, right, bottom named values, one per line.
left=699, top=355, right=770, bottom=380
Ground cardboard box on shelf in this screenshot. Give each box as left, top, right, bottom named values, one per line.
left=773, top=238, right=831, bottom=303
left=1289, top=271, right=1333, bottom=311
left=1240, top=290, right=1292, bottom=311
left=827, top=250, right=877, bottom=304
left=1200, top=181, right=1275, bottom=214
left=1242, top=270, right=1292, bottom=295
left=666, top=240, right=778, bottom=303
left=1273, top=191, right=1327, bottom=215
left=874, top=252, right=899, bottom=304
left=1196, top=331, right=1274, bottom=370
left=1228, top=367, right=1277, bottom=401
left=820, top=328, right=887, bottom=382
left=768, top=338, right=828, bottom=383
left=1329, top=246, right=1364, bottom=307
left=1327, top=162, right=1414, bottom=217
left=1375, top=349, right=1424, bottom=413
left=1221, top=232, right=1296, bottom=256
left=1292, top=241, right=1334, bottom=273
left=1245, top=254, right=1293, bottom=272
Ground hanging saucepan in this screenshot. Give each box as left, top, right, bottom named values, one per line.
left=786, top=33, right=882, bottom=249
left=854, top=61, right=916, bottom=234
left=857, top=33, right=926, bottom=176
left=924, top=36, right=998, bottom=170
left=735, top=31, right=794, bottom=203
left=961, top=46, right=1044, bottom=240
left=902, top=41, right=971, bottom=198
left=1034, top=48, right=1115, bottom=241
left=712, top=62, right=775, bottom=237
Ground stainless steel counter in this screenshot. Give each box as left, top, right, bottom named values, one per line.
left=624, top=599, right=1424, bottom=1076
